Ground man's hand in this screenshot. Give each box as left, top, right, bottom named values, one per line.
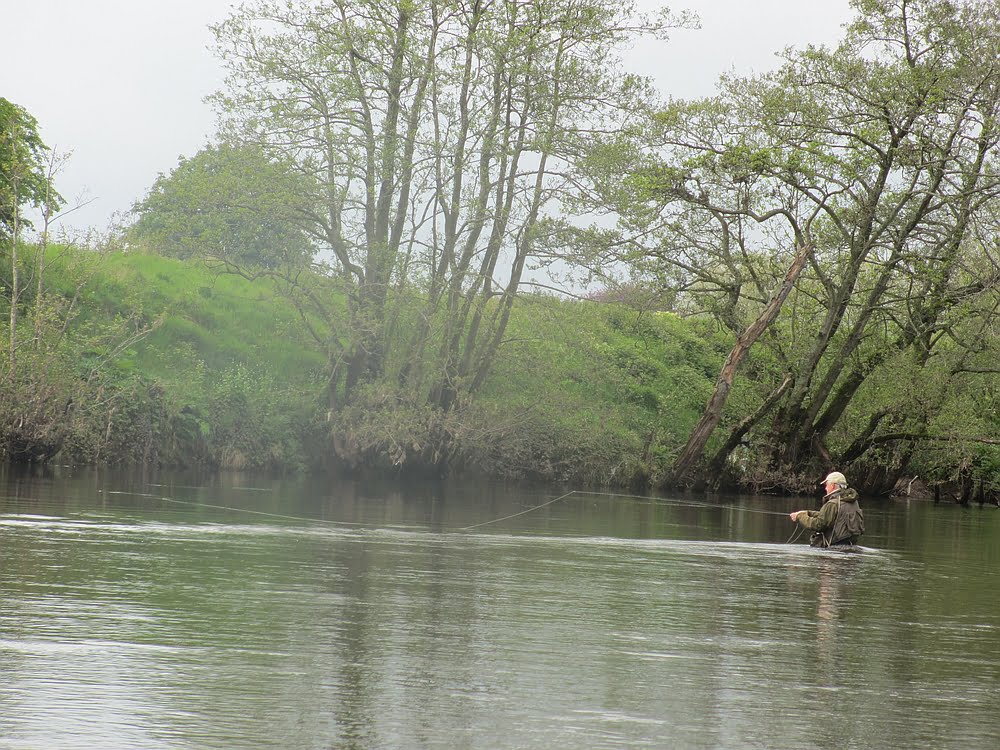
left=789, top=511, right=803, bottom=522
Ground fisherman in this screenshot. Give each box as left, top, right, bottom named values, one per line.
left=789, top=470, right=865, bottom=548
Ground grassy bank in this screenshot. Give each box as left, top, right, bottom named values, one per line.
left=1, top=245, right=726, bottom=483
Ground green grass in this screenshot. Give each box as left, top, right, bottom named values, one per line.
left=10, top=244, right=728, bottom=480
left=82, top=252, right=325, bottom=380
left=476, top=297, right=725, bottom=484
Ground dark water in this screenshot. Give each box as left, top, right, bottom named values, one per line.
left=1, top=466, right=998, bottom=749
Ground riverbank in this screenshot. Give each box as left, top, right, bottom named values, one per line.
left=3, top=245, right=999, bottom=499
left=0, top=247, right=725, bottom=486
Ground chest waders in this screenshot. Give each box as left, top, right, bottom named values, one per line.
left=810, top=496, right=840, bottom=548
left=812, top=495, right=864, bottom=547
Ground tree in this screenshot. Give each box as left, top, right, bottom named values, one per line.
left=1, top=97, right=63, bottom=374
left=1, top=102, right=162, bottom=464
left=668, top=243, right=809, bottom=484
left=0, top=98, right=59, bottom=235
left=208, top=0, right=693, bottom=467
left=573, top=0, right=1000, bottom=490
left=130, top=143, right=315, bottom=269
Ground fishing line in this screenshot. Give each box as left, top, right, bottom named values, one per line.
left=17, top=487, right=804, bottom=539
left=786, top=524, right=807, bottom=544
left=102, top=490, right=370, bottom=526
left=458, top=490, right=578, bottom=531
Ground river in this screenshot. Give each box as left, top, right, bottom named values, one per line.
left=1, top=465, right=998, bottom=749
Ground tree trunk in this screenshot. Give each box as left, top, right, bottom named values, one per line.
left=706, top=373, right=793, bottom=486
left=8, top=193, right=19, bottom=376
left=668, top=243, right=811, bottom=485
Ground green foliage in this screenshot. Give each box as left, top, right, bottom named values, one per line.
left=0, top=98, right=61, bottom=234
left=568, top=0, right=1000, bottom=492
left=0, top=245, right=162, bottom=463
left=8, top=241, right=997, bottom=492
left=82, top=253, right=321, bottom=374
left=206, top=0, right=696, bottom=418
left=256, top=280, right=735, bottom=486
left=1, top=245, right=325, bottom=470
left=470, top=299, right=723, bottom=485
left=90, top=253, right=325, bottom=469
left=130, top=143, right=314, bottom=268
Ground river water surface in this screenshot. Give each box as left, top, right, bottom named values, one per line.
left=1, top=466, right=998, bottom=749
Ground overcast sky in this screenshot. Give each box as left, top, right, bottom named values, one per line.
left=3, top=0, right=853, bottom=237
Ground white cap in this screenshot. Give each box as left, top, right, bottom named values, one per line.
left=823, top=471, right=847, bottom=487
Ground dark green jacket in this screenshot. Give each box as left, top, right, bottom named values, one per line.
left=797, top=487, right=865, bottom=546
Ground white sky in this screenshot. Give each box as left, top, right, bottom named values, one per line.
left=3, top=0, right=853, bottom=237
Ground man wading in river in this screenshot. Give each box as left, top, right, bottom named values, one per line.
left=789, top=471, right=865, bottom=548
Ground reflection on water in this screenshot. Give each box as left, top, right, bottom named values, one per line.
left=1, top=467, right=999, bottom=749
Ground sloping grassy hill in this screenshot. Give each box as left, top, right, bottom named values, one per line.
left=6, top=246, right=725, bottom=481
left=74, top=252, right=325, bottom=379
left=473, top=295, right=728, bottom=485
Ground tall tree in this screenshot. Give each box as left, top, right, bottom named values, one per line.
left=207, top=0, right=692, bottom=466
left=0, top=98, right=58, bottom=234
left=130, top=143, right=315, bottom=269
left=573, top=0, right=1000, bottom=489
left=1, top=98, right=63, bottom=374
